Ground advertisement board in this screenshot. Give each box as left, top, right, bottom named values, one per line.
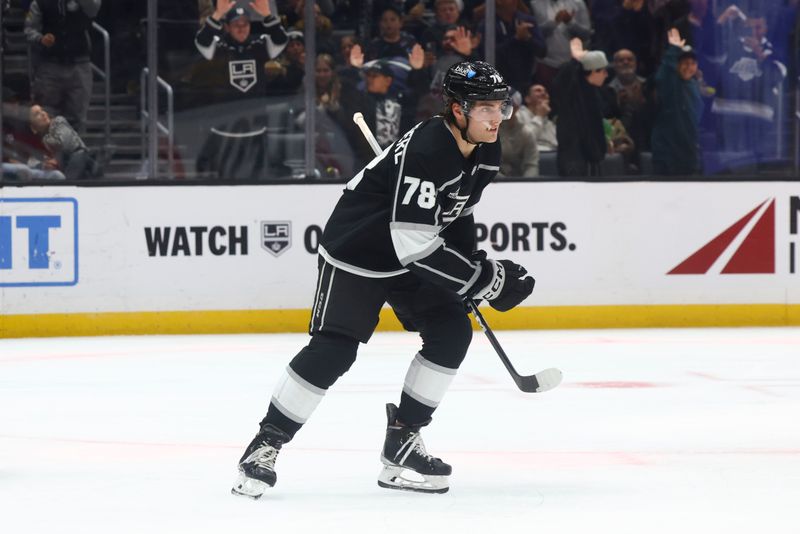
left=1, top=183, right=798, bottom=336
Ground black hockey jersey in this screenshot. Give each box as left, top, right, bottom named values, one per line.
left=319, top=116, right=501, bottom=296
left=194, top=15, right=288, bottom=101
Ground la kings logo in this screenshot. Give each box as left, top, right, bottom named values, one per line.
left=261, top=221, right=291, bottom=257
left=229, top=60, right=257, bottom=92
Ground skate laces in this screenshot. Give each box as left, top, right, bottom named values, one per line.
left=410, top=433, right=434, bottom=460
left=245, top=441, right=279, bottom=470
left=398, top=431, right=435, bottom=464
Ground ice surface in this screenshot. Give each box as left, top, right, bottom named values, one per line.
left=1, top=328, right=799, bottom=533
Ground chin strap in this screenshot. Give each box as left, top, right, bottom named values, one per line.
left=458, top=115, right=479, bottom=145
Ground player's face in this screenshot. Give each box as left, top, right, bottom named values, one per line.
left=462, top=100, right=509, bottom=143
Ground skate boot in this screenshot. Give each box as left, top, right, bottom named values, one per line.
left=231, top=424, right=290, bottom=499
left=378, top=403, right=451, bottom=494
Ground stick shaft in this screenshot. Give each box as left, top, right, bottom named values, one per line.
left=352, top=112, right=382, bottom=156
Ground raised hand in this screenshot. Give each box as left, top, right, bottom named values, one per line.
left=667, top=28, right=686, bottom=48
left=570, top=37, right=586, bottom=61
left=451, top=26, right=473, bottom=56
left=408, top=43, right=425, bottom=70
left=250, top=0, right=271, bottom=18
left=213, top=0, right=236, bottom=21
left=349, top=43, right=364, bottom=68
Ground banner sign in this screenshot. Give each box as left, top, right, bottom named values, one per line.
left=1, top=183, right=798, bottom=315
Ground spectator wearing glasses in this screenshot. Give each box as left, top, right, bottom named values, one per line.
left=551, top=38, right=609, bottom=177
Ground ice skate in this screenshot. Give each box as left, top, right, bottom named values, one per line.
left=231, top=424, right=290, bottom=499
left=378, top=403, right=451, bottom=494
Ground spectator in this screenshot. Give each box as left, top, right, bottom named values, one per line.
left=476, top=0, right=547, bottom=92
left=193, top=0, right=289, bottom=103
left=337, top=33, right=360, bottom=67
left=292, top=0, right=336, bottom=55
left=28, top=104, right=97, bottom=180
left=2, top=114, right=66, bottom=181
left=24, top=0, right=102, bottom=134
left=531, top=0, right=592, bottom=90
left=309, top=53, right=357, bottom=178
left=551, top=38, right=609, bottom=176
left=609, top=48, right=651, bottom=171
left=2, top=161, right=66, bottom=181
left=497, top=90, right=539, bottom=177
left=430, top=25, right=476, bottom=89
left=315, top=53, right=341, bottom=112
left=400, top=0, right=430, bottom=40
left=420, top=0, right=474, bottom=54
left=517, top=83, right=558, bottom=152
left=265, top=30, right=306, bottom=95
left=651, top=28, right=703, bottom=175
left=340, top=45, right=431, bottom=165
left=710, top=5, right=787, bottom=169
left=365, top=5, right=419, bottom=60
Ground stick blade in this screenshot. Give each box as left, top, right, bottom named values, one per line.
left=516, top=368, right=563, bottom=393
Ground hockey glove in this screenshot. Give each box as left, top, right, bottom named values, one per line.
left=470, top=259, right=535, bottom=312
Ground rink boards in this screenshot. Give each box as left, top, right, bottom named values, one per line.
left=1, top=182, right=799, bottom=337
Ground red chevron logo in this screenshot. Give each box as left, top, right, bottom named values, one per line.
left=668, top=199, right=775, bottom=275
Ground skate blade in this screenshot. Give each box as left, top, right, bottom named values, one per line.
left=377, top=465, right=449, bottom=494
left=231, top=473, right=269, bottom=499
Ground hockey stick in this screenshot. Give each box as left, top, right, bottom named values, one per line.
left=352, top=113, right=563, bottom=393
left=466, top=300, right=562, bottom=393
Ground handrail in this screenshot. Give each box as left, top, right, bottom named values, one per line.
left=139, top=67, right=174, bottom=179
left=90, top=21, right=111, bottom=145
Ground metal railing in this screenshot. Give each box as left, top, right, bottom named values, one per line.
left=23, top=22, right=111, bottom=141
left=139, top=67, right=174, bottom=179
left=90, top=21, right=110, bottom=145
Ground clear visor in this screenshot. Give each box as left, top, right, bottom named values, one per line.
left=465, top=99, right=513, bottom=121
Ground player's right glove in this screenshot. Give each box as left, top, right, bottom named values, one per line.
left=469, top=258, right=535, bottom=312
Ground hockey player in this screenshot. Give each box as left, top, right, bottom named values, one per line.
left=232, top=61, right=535, bottom=498
left=193, top=0, right=288, bottom=103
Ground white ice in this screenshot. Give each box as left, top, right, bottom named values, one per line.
left=1, top=327, right=799, bottom=534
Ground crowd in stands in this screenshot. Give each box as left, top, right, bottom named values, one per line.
left=2, top=0, right=798, bottom=181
